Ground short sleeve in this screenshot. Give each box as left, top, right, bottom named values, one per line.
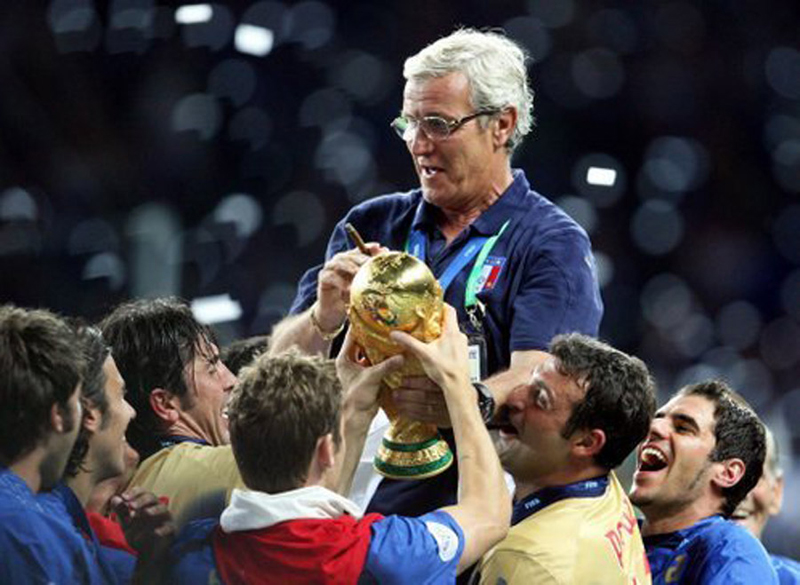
left=363, top=510, right=465, bottom=584
left=509, top=232, right=602, bottom=351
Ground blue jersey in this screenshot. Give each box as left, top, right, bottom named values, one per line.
left=0, top=468, right=107, bottom=584
left=772, top=554, right=800, bottom=585
left=38, top=483, right=136, bottom=584
left=170, top=509, right=464, bottom=584
left=644, top=515, right=778, bottom=584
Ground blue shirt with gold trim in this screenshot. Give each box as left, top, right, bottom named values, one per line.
left=644, top=515, right=778, bottom=584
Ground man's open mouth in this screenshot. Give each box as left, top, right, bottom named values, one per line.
left=487, top=406, right=518, bottom=437
left=638, top=445, right=669, bottom=472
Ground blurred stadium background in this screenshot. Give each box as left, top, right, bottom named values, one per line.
left=0, top=0, right=798, bottom=557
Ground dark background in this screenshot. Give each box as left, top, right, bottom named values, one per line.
left=1, top=0, right=798, bottom=557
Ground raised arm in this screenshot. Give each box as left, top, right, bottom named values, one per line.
left=270, top=243, right=384, bottom=357
left=392, top=305, right=511, bottom=573
left=333, top=330, right=403, bottom=496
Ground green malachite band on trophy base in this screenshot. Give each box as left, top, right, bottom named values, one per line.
left=373, top=451, right=454, bottom=479
left=381, top=436, right=442, bottom=453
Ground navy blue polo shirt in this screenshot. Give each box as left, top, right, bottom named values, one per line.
left=290, top=169, right=602, bottom=375
left=289, top=169, right=603, bottom=520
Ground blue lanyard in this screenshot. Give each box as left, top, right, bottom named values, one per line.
left=512, top=475, right=609, bottom=526
left=160, top=435, right=210, bottom=448
left=405, top=220, right=510, bottom=302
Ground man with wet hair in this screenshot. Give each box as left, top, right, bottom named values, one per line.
left=475, top=333, right=655, bottom=583
left=100, top=297, right=242, bottom=529
left=630, top=380, right=778, bottom=583
left=271, top=26, right=602, bottom=520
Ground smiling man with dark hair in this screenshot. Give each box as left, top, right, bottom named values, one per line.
left=630, top=380, right=778, bottom=584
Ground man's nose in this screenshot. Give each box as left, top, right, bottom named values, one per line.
left=409, top=126, right=434, bottom=155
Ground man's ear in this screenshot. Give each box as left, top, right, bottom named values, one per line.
left=50, top=402, right=69, bottom=433
left=149, top=388, right=181, bottom=425
left=316, top=433, right=336, bottom=471
left=82, top=404, right=103, bottom=433
left=712, top=458, right=746, bottom=490
left=572, top=428, right=606, bottom=460
left=492, top=107, right=518, bottom=150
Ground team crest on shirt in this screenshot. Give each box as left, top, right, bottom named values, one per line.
left=476, top=256, right=506, bottom=293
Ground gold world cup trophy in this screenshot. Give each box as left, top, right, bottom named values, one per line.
left=348, top=251, right=454, bottom=480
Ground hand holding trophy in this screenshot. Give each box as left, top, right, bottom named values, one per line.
left=348, top=249, right=454, bottom=480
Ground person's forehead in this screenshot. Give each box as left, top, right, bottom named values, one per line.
left=660, top=394, right=716, bottom=429
left=402, top=72, right=471, bottom=112
left=531, top=356, right=584, bottom=402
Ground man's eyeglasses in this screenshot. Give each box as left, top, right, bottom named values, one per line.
left=390, top=109, right=500, bottom=141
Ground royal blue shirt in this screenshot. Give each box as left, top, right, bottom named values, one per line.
left=643, top=515, right=779, bottom=584
left=0, top=467, right=107, bottom=584
left=290, top=169, right=603, bottom=375
left=169, top=510, right=464, bottom=584
left=38, top=483, right=136, bottom=584
left=771, top=554, right=800, bottom=585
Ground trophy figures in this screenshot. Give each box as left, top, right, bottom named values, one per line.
left=348, top=251, right=454, bottom=480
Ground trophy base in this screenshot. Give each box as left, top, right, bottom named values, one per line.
left=373, top=435, right=454, bottom=480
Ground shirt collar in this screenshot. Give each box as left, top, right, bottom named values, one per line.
left=220, top=485, right=363, bottom=533
left=410, top=168, right=529, bottom=236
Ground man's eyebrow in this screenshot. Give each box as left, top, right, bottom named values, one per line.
left=671, top=412, right=700, bottom=432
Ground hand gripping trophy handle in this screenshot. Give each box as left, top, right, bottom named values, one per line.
left=348, top=252, right=454, bottom=480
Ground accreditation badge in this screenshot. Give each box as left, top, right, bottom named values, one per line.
left=466, top=334, right=488, bottom=383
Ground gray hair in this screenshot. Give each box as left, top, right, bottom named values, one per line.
left=403, top=28, right=534, bottom=153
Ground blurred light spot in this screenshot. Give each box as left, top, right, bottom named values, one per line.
left=587, top=167, right=617, bottom=187
left=727, top=359, right=774, bottom=410
left=126, top=203, right=182, bottom=297
left=780, top=269, right=800, bottom=320
left=655, top=2, right=705, bottom=55
left=630, top=200, right=684, bottom=255
left=586, top=9, right=638, bottom=55
left=241, top=1, right=288, bottom=44
left=298, top=87, right=352, bottom=130
left=171, top=93, right=221, bottom=140
left=765, top=47, right=800, bottom=100
left=208, top=59, right=257, bottom=106
left=272, top=191, right=326, bottom=246
left=83, top=252, right=126, bottom=290
left=673, top=363, right=724, bottom=392
left=542, top=53, right=591, bottom=109
left=641, top=273, right=694, bottom=330
left=572, top=48, right=625, bottom=99
left=213, top=193, right=263, bottom=238
left=764, top=114, right=800, bottom=154
left=671, top=313, right=714, bottom=358
left=106, top=3, right=156, bottom=54
left=641, top=136, right=710, bottom=199
left=0, top=187, right=38, bottom=221
left=286, top=1, right=335, bottom=50
left=503, top=16, right=552, bottom=62
left=235, top=24, right=274, bottom=57
left=772, top=204, right=800, bottom=263
left=175, top=4, right=212, bottom=24
left=779, top=389, right=800, bottom=438
left=772, top=140, right=800, bottom=193
left=228, top=107, right=272, bottom=150
left=716, top=300, right=762, bottom=351
left=330, top=51, right=392, bottom=104
left=527, top=0, right=574, bottom=28
left=555, top=195, right=597, bottom=233
left=68, top=218, right=119, bottom=255
left=592, top=250, right=614, bottom=288
left=191, top=294, right=242, bottom=324
left=572, top=153, right=626, bottom=207
left=179, top=3, right=233, bottom=51
left=47, top=0, right=101, bottom=52
left=314, top=130, right=376, bottom=190
left=760, top=317, right=800, bottom=370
